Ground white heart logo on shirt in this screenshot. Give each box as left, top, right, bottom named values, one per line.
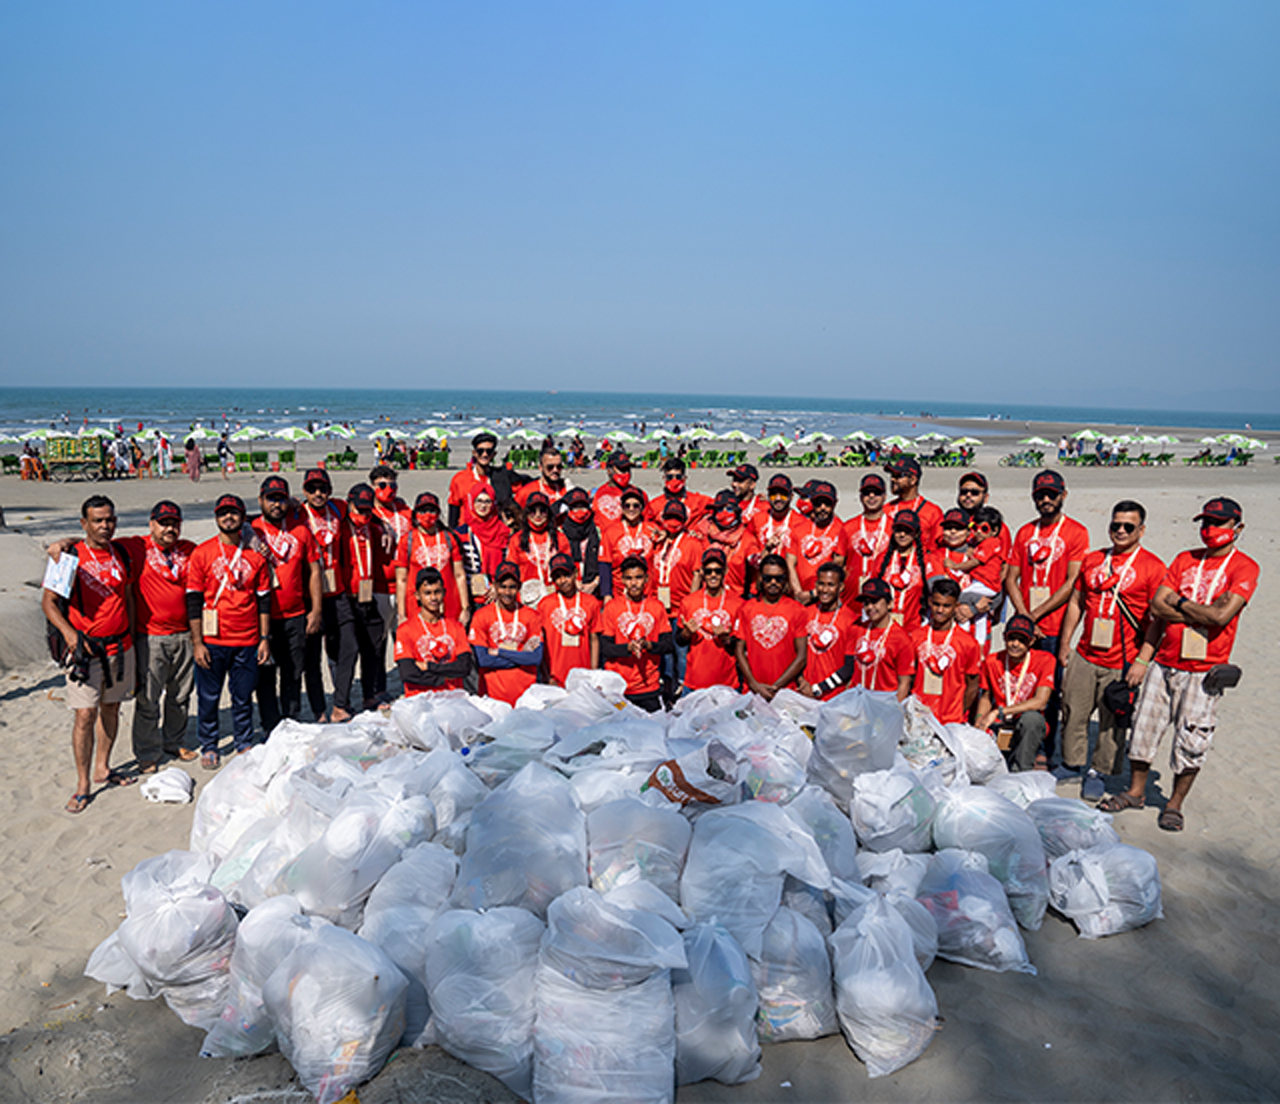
left=812, top=625, right=838, bottom=650
left=617, top=610, right=655, bottom=641
left=751, top=614, right=790, bottom=649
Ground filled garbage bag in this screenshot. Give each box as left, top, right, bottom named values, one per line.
left=262, top=924, right=407, bottom=1104
left=915, top=850, right=1035, bottom=974
left=673, top=921, right=762, bottom=1086
left=931, top=785, right=1049, bottom=930
left=1027, top=797, right=1122, bottom=860
left=1048, top=844, right=1163, bottom=939
left=421, top=906, right=545, bottom=1098
left=849, top=762, right=936, bottom=854
left=986, top=771, right=1057, bottom=808
left=783, top=785, right=861, bottom=883
left=807, top=689, right=905, bottom=810
left=750, top=906, right=837, bottom=1043
left=829, top=895, right=939, bottom=1078
left=588, top=798, right=692, bottom=901
left=451, top=762, right=588, bottom=919
left=856, top=849, right=929, bottom=898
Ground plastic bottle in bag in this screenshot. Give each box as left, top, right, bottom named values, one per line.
left=751, top=906, right=838, bottom=1043
left=807, top=688, right=905, bottom=810
left=588, top=798, right=692, bottom=901
left=673, top=921, right=762, bottom=1086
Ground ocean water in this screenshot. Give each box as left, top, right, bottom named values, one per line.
left=0, top=386, right=1274, bottom=441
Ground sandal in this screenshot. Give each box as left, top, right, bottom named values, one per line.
left=201, top=751, right=221, bottom=771
left=1158, top=808, right=1185, bottom=832
left=65, top=792, right=91, bottom=814
left=168, top=747, right=199, bottom=762
left=1098, top=792, right=1145, bottom=814
left=136, top=759, right=161, bottom=775
left=95, top=768, right=136, bottom=788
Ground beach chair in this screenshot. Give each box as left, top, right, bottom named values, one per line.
left=250, top=451, right=269, bottom=472
left=234, top=451, right=251, bottom=472
left=277, top=449, right=296, bottom=471
left=335, top=449, right=356, bottom=470
left=1155, top=452, right=1173, bottom=465
left=434, top=448, right=450, bottom=469
left=1, top=455, right=19, bottom=476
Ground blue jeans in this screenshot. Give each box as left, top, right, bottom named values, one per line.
left=196, top=643, right=260, bottom=754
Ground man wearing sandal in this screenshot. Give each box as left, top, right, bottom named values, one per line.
left=1101, top=497, right=1259, bottom=831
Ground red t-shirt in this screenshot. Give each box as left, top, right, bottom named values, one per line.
left=397, top=527, right=466, bottom=621
left=910, top=622, right=983, bottom=723
left=249, top=518, right=316, bottom=621
left=297, top=500, right=348, bottom=598
left=506, top=530, right=571, bottom=591
left=804, top=605, right=858, bottom=698
left=737, top=494, right=767, bottom=526
left=394, top=614, right=471, bottom=695
left=538, top=590, right=602, bottom=686
left=735, top=596, right=809, bottom=689
left=119, top=534, right=196, bottom=636
left=64, top=541, right=134, bottom=653
left=880, top=546, right=927, bottom=630
left=981, top=648, right=1056, bottom=710
left=341, top=517, right=396, bottom=598
left=888, top=495, right=944, bottom=550
left=373, top=500, right=413, bottom=586
left=187, top=537, right=270, bottom=647
left=789, top=517, right=850, bottom=592
left=600, top=521, right=656, bottom=593
left=751, top=510, right=802, bottom=559
left=1073, top=546, right=1166, bottom=669
left=848, top=621, right=917, bottom=692
left=843, top=513, right=893, bottom=606
left=679, top=589, right=744, bottom=691
left=600, top=595, right=668, bottom=694
left=469, top=603, right=543, bottom=704
left=698, top=526, right=761, bottom=599
left=647, top=490, right=713, bottom=526
left=1010, top=515, right=1091, bottom=636
left=651, top=532, right=704, bottom=613
left=449, top=464, right=496, bottom=527
left=592, top=479, right=631, bottom=526
left=1154, top=547, right=1260, bottom=672
left=515, top=478, right=572, bottom=510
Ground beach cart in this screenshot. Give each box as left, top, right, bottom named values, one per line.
left=46, top=435, right=107, bottom=481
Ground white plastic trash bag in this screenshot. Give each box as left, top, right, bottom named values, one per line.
left=533, top=963, right=677, bottom=1104
left=1048, top=844, right=1163, bottom=939
left=856, top=849, right=929, bottom=898
left=140, top=766, right=196, bottom=804
left=807, top=689, right=905, bottom=810
left=1027, top=797, right=1122, bottom=860
left=751, top=907, right=837, bottom=1043
left=389, top=694, right=448, bottom=750
left=451, top=762, right=588, bottom=919
left=944, top=723, right=1008, bottom=786
left=932, top=785, right=1049, bottom=930
left=850, top=762, right=936, bottom=853
left=885, top=890, right=938, bottom=973
left=422, top=907, right=545, bottom=1098
left=263, top=925, right=407, bottom=1104
left=986, top=770, right=1057, bottom=808
left=915, top=849, right=1035, bottom=974
left=783, top=786, right=860, bottom=883
left=829, top=895, right=938, bottom=1078
left=588, top=798, right=691, bottom=901
left=674, top=921, right=761, bottom=1086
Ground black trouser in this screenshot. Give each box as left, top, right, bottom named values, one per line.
left=340, top=596, right=388, bottom=713
left=304, top=594, right=355, bottom=718
left=626, top=691, right=664, bottom=713
left=257, top=614, right=306, bottom=736
left=1034, top=634, right=1062, bottom=765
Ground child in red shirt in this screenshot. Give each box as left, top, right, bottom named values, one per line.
left=468, top=562, right=544, bottom=704
left=845, top=578, right=916, bottom=699
left=538, top=553, right=601, bottom=686
left=599, top=555, right=674, bottom=712
left=910, top=578, right=983, bottom=724
left=395, top=567, right=475, bottom=695
left=678, top=547, right=744, bottom=692
left=976, top=614, right=1055, bottom=771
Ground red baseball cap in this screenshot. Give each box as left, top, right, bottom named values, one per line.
left=767, top=474, right=793, bottom=494
left=1194, top=497, right=1242, bottom=524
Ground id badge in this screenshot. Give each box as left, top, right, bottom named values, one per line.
left=358, top=577, right=374, bottom=604
left=890, top=612, right=904, bottom=627
left=201, top=608, right=219, bottom=638
left=561, top=632, right=581, bottom=648
left=1181, top=625, right=1209, bottom=661
left=470, top=573, right=489, bottom=598
left=1029, top=585, right=1051, bottom=610
left=921, top=668, right=944, bottom=695
left=1090, top=618, right=1115, bottom=650
left=323, top=567, right=338, bottom=594
left=658, top=585, right=672, bottom=609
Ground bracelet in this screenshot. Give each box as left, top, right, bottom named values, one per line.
left=1175, top=595, right=1187, bottom=612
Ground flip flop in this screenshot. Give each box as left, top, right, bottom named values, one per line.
left=167, top=747, right=199, bottom=762
left=65, top=793, right=91, bottom=814
left=136, top=759, right=161, bottom=775
left=1158, top=808, right=1185, bottom=832
left=1098, top=792, right=1145, bottom=813
left=95, top=769, right=136, bottom=788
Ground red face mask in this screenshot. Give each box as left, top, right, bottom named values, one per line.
left=662, top=517, right=683, bottom=535
left=664, top=477, right=686, bottom=494
left=414, top=509, right=439, bottom=528
left=1201, top=524, right=1235, bottom=550
left=375, top=486, right=396, bottom=504
left=798, top=498, right=813, bottom=516
left=348, top=509, right=369, bottom=525
left=612, top=468, right=632, bottom=487
left=528, top=512, right=549, bottom=533
left=567, top=507, right=591, bottom=524
left=714, top=510, right=738, bottom=530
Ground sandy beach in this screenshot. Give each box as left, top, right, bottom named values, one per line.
left=1, top=433, right=1277, bottom=1103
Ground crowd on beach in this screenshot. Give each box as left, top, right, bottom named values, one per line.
left=41, top=431, right=1257, bottom=837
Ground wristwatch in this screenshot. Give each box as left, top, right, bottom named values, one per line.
left=1175, top=595, right=1188, bottom=612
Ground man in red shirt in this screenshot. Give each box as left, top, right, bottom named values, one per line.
left=1057, top=500, right=1166, bottom=799
left=787, top=480, right=848, bottom=604
left=734, top=553, right=808, bottom=701
left=798, top=563, right=859, bottom=700
left=338, top=483, right=397, bottom=717
left=370, top=464, right=412, bottom=646
left=186, top=494, right=271, bottom=769
left=696, top=490, right=761, bottom=599
left=1102, top=497, right=1260, bottom=832
left=843, top=473, right=893, bottom=607
left=538, top=552, right=601, bottom=686
left=447, top=432, right=497, bottom=529
left=956, top=470, right=1013, bottom=561
left=976, top=614, right=1056, bottom=771
left=592, top=450, right=634, bottom=526
left=250, top=476, right=321, bottom=738
left=728, top=463, right=766, bottom=525
left=751, top=474, right=801, bottom=564
left=297, top=467, right=348, bottom=722
left=599, top=555, right=674, bottom=712
left=885, top=457, right=944, bottom=551
left=651, top=499, right=704, bottom=703
left=599, top=486, right=654, bottom=596
left=515, top=446, right=573, bottom=510
left=469, top=561, right=544, bottom=704
left=42, top=495, right=139, bottom=812
left=648, top=456, right=712, bottom=526
left=845, top=578, right=915, bottom=699
left=396, top=491, right=470, bottom=626
left=910, top=578, right=983, bottom=724
left=395, top=567, right=475, bottom=696
left=678, top=547, right=743, bottom=692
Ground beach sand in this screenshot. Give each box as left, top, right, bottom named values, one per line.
left=1, top=435, right=1277, bottom=1102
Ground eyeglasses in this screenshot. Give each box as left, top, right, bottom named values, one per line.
left=1109, top=521, right=1138, bottom=534
left=761, top=573, right=787, bottom=583
left=374, top=480, right=396, bottom=489
left=474, top=447, right=495, bottom=456
left=1033, top=490, right=1063, bottom=501
left=958, top=487, right=983, bottom=497
left=622, top=501, right=643, bottom=510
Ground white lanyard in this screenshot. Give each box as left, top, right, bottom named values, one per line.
left=557, top=592, right=583, bottom=631
left=763, top=513, right=791, bottom=546
left=351, top=524, right=372, bottom=581
left=258, top=521, right=292, bottom=565
left=414, top=528, right=447, bottom=567
left=852, top=514, right=889, bottom=555
left=84, top=543, right=124, bottom=585
left=417, top=611, right=449, bottom=654
left=656, top=534, right=684, bottom=587
left=305, top=503, right=340, bottom=565
left=1029, top=517, right=1066, bottom=586
left=149, top=537, right=181, bottom=581
left=857, top=623, right=890, bottom=686
left=1097, top=548, right=1136, bottom=618
left=528, top=533, right=554, bottom=582
left=495, top=603, right=521, bottom=644
left=1002, top=652, right=1034, bottom=706
left=1190, top=548, right=1235, bottom=604
left=924, top=622, right=956, bottom=667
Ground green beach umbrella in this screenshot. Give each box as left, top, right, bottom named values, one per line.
left=611, top=431, right=639, bottom=442
left=881, top=435, right=912, bottom=448
left=1157, top=434, right=1180, bottom=445
left=1071, top=428, right=1101, bottom=440
left=556, top=425, right=587, bottom=437
left=915, top=431, right=950, bottom=442
left=415, top=427, right=446, bottom=440
left=684, top=426, right=717, bottom=440
left=274, top=426, right=314, bottom=442
left=801, top=431, right=836, bottom=444
left=759, top=434, right=791, bottom=448
left=1198, top=436, right=1220, bottom=445
left=324, top=424, right=356, bottom=439
left=721, top=429, right=753, bottom=442
left=506, top=428, right=542, bottom=440
left=1244, top=437, right=1266, bottom=450
left=231, top=426, right=268, bottom=441
left=1019, top=436, right=1053, bottom=447
left=20, top=429, right=53, bottom=441
left=952, top=436, right=984, bottom=447
left=843, top=430, right=872, bottom=441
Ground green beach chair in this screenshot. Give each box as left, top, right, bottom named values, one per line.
left=1, top=455, right=19, bottom=476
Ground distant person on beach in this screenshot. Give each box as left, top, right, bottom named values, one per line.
left=1100, top=497, right=1259, bottom=832
left=216, top=432, right=232, bottom=479
left=42, top=495, right=139, bottom=813
left=184, top=438, right=201, bottom=482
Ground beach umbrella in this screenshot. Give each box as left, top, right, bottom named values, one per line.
left=0, top=433, right=21, bottom=444
left=273, top=426, right=314, bottom=442
left=843, top=430, right=873, bottom=441
left=231, top=426, right=268, bottom=441
left=182, top=426, right=217, bottom=440
left=915, top=431, right=950, bottom=442
left=556, top=425, right=587, bottom=437
left=1244, top=437, right=1267, bottom=450
left=323, top=424, right=356, bottom=439
left=415, top=427, right=446, bottom=440
left=1157, top=434, right=1180, bottom=445
left=1071, top=428, right=1101, bottom=440
left=684, top=426, right=717, bottom=440
left=952, top=436, right=984, bottom=447
left=1198, top=436, right=1219, bottom=445
left=1019, top=436, right=1053, bottom=447
left=78, top=425, right=113, bottom=437
left=721, top=429, right=754, bottom=442
left=881, top=435, right=913, bottom=448
left=1136, top=434, right=1161, bottom=445
left=21, top=429, right=54, bottom=441
left=611, top=431, right=639, bottom=442
left=760, top=434, right=791, bottom=448
left=801, top=431, right=837, bottom=444
left=646, top=428, right=675, bottom=440
left=506, top=428, right=542, bottom=440
left=1216, top=433, right=1249, bottom=446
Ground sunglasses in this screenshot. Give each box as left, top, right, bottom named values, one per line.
left=304, top=484, right=329, bottom=493
left=374, top=480, right=396, bottom=489
left=1033, top=490, right=1063, bottom=500
left=474, top=447, right=495, bottom=456
left=958, top=487, right=983, bottom=496
left=1109, top=521, right=1139, bottom=534
left=702, top=564, right=725, bottom=574
left=860, top=487, right=884, bottom=495
left=761, top=573, right=787, bottom=583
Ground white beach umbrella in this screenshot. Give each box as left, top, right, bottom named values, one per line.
left=952, top=436, right=984, bottom=447
left=1157, top=434, right=1180, bottom=445
left=231, top=426, right=268, bottom=441
left=843, top=430, right=873, bottom=441
left=556, top=425, right=587, bottom=437
left=1244, top=437, right=1267, bottom=450
left=273, top=426, right=314, bottom=442
left=881, top=435, right=913, bottom=448
left=323, top=425, right=356, bottom=439
left=684, top=426, right=717, bottom=440
left=721, top=429, right=754, bottom=442
left=611, top=431, right=639, bottom=442
left=1071, top=428, right=1102, bottom=440
left=415, top=427, right=446, bottom=440
left=1019, top=436, right=1054, bottom=447
left=760, top=434, right=791, bottom=448
left=801, top=431, right=837, bottom=444
left=915, top=431, right=950, bottom=442
left=506, top=428, right=542, bottom=440
left=19, top=429, right=51, bottom=441
left=646, top=428, right=675, bottom=440
left=1198, top=436, right=1220, bottom=445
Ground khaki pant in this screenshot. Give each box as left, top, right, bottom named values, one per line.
left=131, top=632, right=195, bottom=762
left=1060, top=650, right=1126, bottom=775
left=65, top=645, right=135, bottom=711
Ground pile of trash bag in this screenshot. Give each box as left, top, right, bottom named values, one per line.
left=85, top=683, right=1163, bottom=1102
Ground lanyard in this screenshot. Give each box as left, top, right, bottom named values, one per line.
left=1096, top=547, right=1137, bottom=618
left=656, top=534, right=684, bottom=587
left=305, top=502, right=340, bottom=565
left=148, top=537, right=181, bottom=581
left=376, top=503, right=410, bottom=542
left=413, top=528, right=449, bottom=567
left=923, top=622, right=956, bottom=668
left=763, top=513, right=791, bottom=546
left=1190, top=548, right=1235, bottom=604
left=856, top=623, right=891, bottom=685
left=258, top=521, right=293, bottom=565
left=211, top=538, right=246, bottom=608
left=528, top=532, right=554, bottom=582
left=1002, top=652, right=1034, bottom=706
left=351, top=523, right=372, bottom=581
left=852, top=514, right=889, bottom=555
left=417, top=611, right=450, bottom=655
left=83, top=543, right=124, bottom=584
left=495, top=602, right=522, bottom=644
left=1029, top=517, right=1066, bottom=586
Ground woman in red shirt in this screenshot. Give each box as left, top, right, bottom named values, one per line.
left=875, top=509, right=929, bottom=630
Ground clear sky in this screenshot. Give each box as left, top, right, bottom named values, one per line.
left=2, top=2, right=1277, bottom=410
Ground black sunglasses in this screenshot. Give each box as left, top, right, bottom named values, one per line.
left=1110, top=521, right=1139, bottom=533
left=761, top=572, right=787, bottom=583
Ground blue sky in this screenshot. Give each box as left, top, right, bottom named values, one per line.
left=2, top=2, right=1277, bottom=410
